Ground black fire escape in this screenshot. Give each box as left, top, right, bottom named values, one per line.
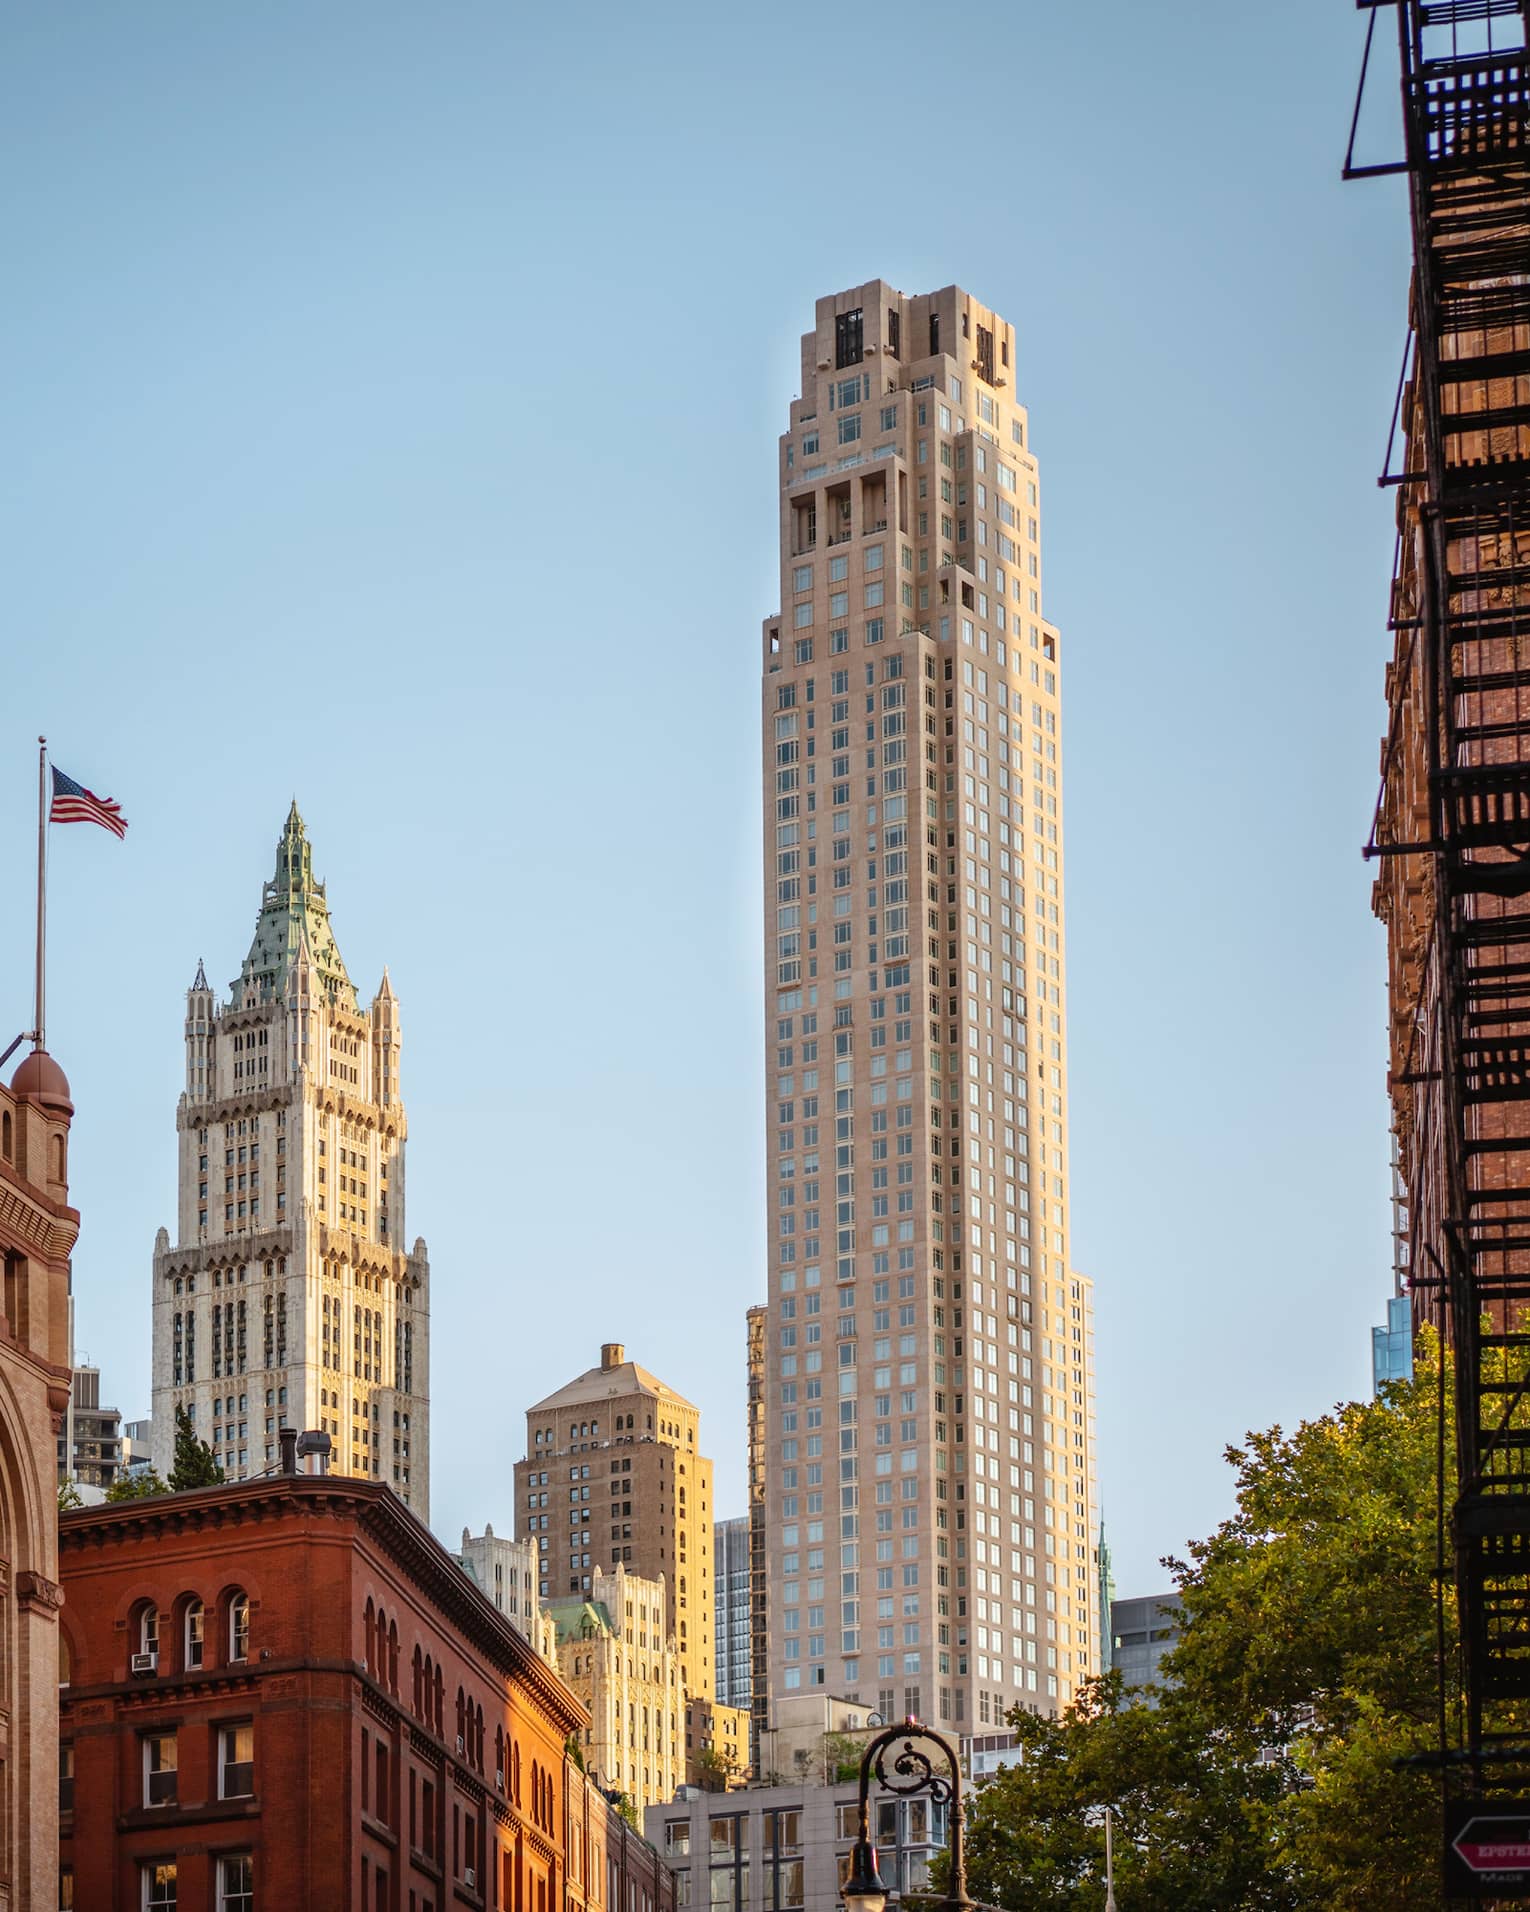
left=1356, top=0, right=1530, bottom=1778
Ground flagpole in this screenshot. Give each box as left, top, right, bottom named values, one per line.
left=34, top=736, right=46, bottom=1053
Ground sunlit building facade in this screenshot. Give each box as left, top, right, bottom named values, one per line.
left=761, top=283, right=1098, bottom=1733
left=149, top=806, right=430, bottom=1512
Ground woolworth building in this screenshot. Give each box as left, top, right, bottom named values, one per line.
left=151, top=805, right=430, bottom=1512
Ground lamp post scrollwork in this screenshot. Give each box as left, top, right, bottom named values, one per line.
left=842, top=1718, right=971, bottom=1912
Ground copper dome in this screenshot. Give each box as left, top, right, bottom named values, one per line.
left=11, top=1049, right=72, bottom=1112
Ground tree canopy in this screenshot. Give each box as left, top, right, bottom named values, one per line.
left=950, top=1338, right=1450, bottom=1911
left=99, top=1409, right=224, bottom=1501
left=105, top=1467, right=169, bottom=1502
left=169, top=1404, right=224, bottom=1491
left=693, top=1743, right=740, bottom=1792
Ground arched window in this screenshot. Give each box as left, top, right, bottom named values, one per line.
left=228, top=1590, right=249, bottom=1664
left=133, top=1602, right=159, bottom=1672
left=51, top=1133, right=65, bottom=1181
left=495, top=1725, right=505, bottom=1788
left=475, top=1702, right=484, bottom=1770
left=364, top=1597, right=376, bottom=1672
left=434, top=1664, right=443, bottom=1736
left=456, top=1686, right=466, bottom=1749
left=184, top=1599, right=204, bottom=1671
left=1, top=1110, right=10, bottom=1160
left=59, top=1631, right=72, bottom=1689
left=413, top=1645, right=423, bottom=1716
left=388, top=1619, right=399, bottom=1695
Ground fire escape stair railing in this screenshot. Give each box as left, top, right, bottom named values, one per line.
left=1395, top=0, right=1530, bottom=1754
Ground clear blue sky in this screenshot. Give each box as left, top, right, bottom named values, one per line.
left=3, top=0, right=1409, bottom=1594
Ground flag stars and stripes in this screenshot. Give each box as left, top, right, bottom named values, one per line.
left=49, top=766, right=128, bottom=839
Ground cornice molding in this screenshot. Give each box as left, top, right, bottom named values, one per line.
left=178, top=1087, right=292, bottom=1130
left=0, top=1175, right=79, bottom=1262
left=16, top=1570, right=63, bottom=1618
left=61, top=1477, right=586, bottom=1735
left=155, top=1229, right=296, bottom=1276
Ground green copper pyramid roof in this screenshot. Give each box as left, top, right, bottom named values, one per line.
left=543, top=1597, right=616, bottom=1645
left=235, top=802, right=359, bottom=1011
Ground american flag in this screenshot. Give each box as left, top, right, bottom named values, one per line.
left=49, top=766, right=128, bottom=839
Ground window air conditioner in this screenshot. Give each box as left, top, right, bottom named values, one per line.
left=456, top=1734, right=465, bottom=1754
left=465, top=1867, right=477, bottom=1889
left=130, top=1652, right=157, bottom=1675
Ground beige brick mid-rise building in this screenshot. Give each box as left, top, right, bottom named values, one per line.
left=515, top=1343, right=713, bottom=1705
left=150, top=805, right=430, bottom=1512
left=761, top=282, right=1098, bottom=1734
left=547, top=1565, right=684, bottom=1813
left=684, top=1694, right=750, bottom=1789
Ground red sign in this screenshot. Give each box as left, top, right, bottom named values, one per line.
left=1446, top=1803, right=1530, bottom=1898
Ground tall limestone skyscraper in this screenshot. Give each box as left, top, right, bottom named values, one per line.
left=151, top=805, right=430, bottom=1513
left=761, top=283, right=1098, bottom=1735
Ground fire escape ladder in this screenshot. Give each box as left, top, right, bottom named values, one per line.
left=1387, top=0, right=1530, bottom=1751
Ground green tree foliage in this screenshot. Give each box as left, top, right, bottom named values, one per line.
left=57, top=1478, right=83, bottom=1512
left=952, top=1337, right=1452, bottom=1911
left=169, top=1404, right=224, bottom=1491
left=606, top=1789, right=639, bottom=1831
left=694, top=1743, right=740, bottom=1792
left=821, top=1731, right=865, bottom=1784
left=105, top=1468, right=169, bottom=1502
left=952, top=1673, right=1293, bottom=1911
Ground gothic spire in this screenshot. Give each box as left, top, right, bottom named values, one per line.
left=235, top=805, right=358, bottom=1010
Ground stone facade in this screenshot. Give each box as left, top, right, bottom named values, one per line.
left=761, top=282, right=1099, bottom=1731
left=0, top=1047, right=79, bottom=1912
left=516, top=1343, right=712, bottom=1705
left=757, top=1692, right=875, bottom=1788
left=59, top=1472, right=677, bottom=1910
left=150, top=805, right=430, bottom=1514
left=547, top=1565, right=683, bottom=1815
left=647, top=1775, right=949, bottom=1912
left=460, top=1523, right=555, bottom=1656
left=684, top=1693, right=750, bottom=1788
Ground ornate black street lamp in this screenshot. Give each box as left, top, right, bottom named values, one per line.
left=841, top=1718, right=972, bottom=1912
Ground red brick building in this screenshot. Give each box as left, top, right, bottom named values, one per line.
left=0, top=1046, right=80, bottom=1911
left=59, top=1469, right=677, bottom=1912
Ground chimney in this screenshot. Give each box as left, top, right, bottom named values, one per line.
left=278, top=1425, right=298, bottom=1474
left=601, top=1343, right=624, bottom=1372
